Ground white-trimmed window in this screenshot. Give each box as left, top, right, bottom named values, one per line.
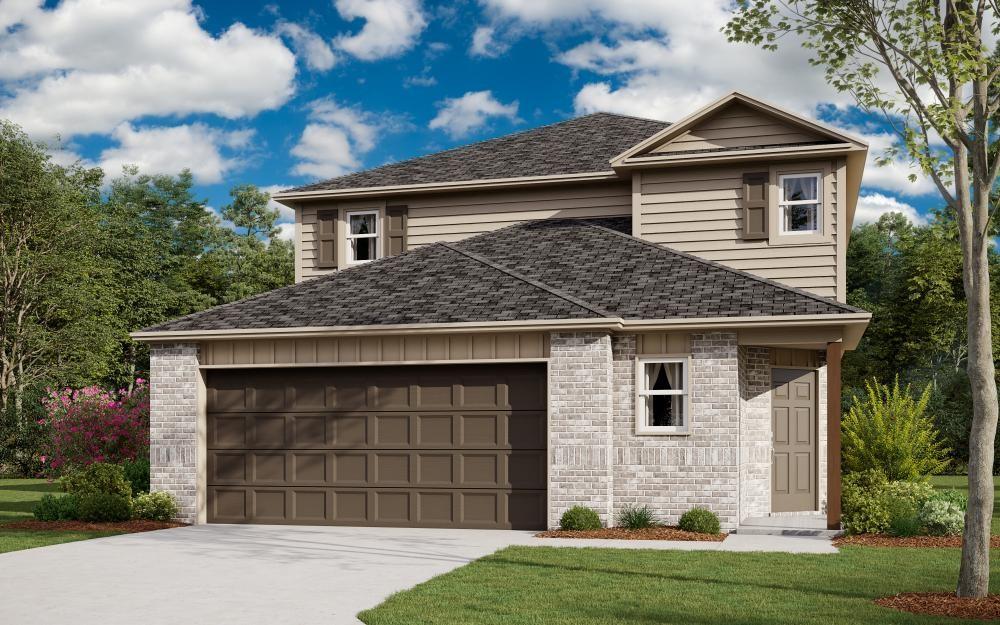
left=636, top=357, right=690, bottom=434
left=778, top=173, right=822, bottom=235
left=346, top=210, right=379, bottom=264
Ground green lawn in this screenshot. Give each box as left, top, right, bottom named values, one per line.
left=359, top=545, right=999, bottom=625
left=0, top=478, right=119, bottom=554
left=930, top=474, right=1000, bottom=534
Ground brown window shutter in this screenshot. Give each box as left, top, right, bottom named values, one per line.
left=742, top=172, right=769, bottom=239
left=386, top=205, right=408, bottom=256
left=316, top=209, right=337, bottom=268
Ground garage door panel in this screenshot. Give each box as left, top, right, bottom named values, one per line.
left=207, top=364, right=546, bottom=529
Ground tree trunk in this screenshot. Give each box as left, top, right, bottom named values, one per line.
left=957, top=155, right=999, bottom=598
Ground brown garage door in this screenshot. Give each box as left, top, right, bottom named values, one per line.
left=206, top=363, right=546, bottom=529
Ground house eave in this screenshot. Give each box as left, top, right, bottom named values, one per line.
left=612, top=143, right=865, bottom=171
left=271, top=171, right=623, bottom=203
left=132, top=312, right=870, bottom=349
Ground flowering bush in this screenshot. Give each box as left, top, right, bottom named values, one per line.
left=39, top=380, right=149, bottom=474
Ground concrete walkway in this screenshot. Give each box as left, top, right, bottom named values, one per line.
left=0, top=525, right=835, bottom=625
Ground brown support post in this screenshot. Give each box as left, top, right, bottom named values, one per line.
left=826, top=341, right=843, bottom=530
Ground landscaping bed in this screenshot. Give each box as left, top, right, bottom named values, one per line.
left=835, top=533, right=1000, bottom=548
left=536, top=526, right=725, bottom=541
left=875, top=592, right=1000, bottom=621
left=4, top=519, right=184, bottom=533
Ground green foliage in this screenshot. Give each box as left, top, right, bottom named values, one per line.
left=919, top=498, right=965, bottom=536
left=76, top=492, right=131, bottom=522
left=677, top=508, right=721, bottom=535
left=615, top=504, right=658, bottom=530
left=62, top=463, right=132, bottom=498
left=843, top=470, right=937, bottom=534
left=559, top=506, right=602, bottom=531
left=930, top=489, right=969, bottom=512
left=122, top=458, right=150, bottom=495
left=131, top=491, right=179, bottom=522
left=842, top=377, right=950, bottom=480
left=32, top=494, right=79, bottom=521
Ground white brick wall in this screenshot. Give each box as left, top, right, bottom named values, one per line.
left=738, top=346, right=771, bottom=520
left=150, top=343, right=200, bottom=523
left=611, top=332, right=742, bottom=530
left=548, top=332, right=614, bottom=528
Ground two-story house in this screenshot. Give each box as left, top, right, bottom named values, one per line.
left=135, top=92, right=871, bottom=533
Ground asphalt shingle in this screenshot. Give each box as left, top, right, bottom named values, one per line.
left=143, top=218, right=860, bottom=333
left=285, top=113, right=669, bottom=193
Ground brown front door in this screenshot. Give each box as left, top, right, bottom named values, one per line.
left=771, top=368, right=817, bottom=512
left=205, top=363, right=547, bottom=529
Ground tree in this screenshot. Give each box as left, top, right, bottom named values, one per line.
left=0, top=119, right=117, bottom=431
left=216, top=184, right=294, bottom=302
left=727, top=1, right=999, bottom=596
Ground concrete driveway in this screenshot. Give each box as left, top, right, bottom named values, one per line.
left=0, top=525, right=539, bottom=625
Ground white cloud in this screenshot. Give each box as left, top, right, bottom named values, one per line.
left=0, top=0, right=296, bottom=138
left=291, top=99, right=380, bottom=179
left=470, top=26, right=509, bottom=57
left=275, top=222, right=296, bottom=242
left=429, top=90, right=519, bottom=138
left=276, top=21, right=338, bottom=71
left=840, top=127, right=937, bottom=197
left=97, top=123, right=252, bottom=184
left=855, top=193, right=927, bottom=226
left=333, top=0, right=427, bottom=60
left=405, top=74, right=437, bottom=87
left=479, top=0, right=851, bottom=121
left=260, top=184, right=295, bottom=221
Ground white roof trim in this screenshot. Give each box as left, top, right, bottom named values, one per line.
left=611, top=91, right=868, bottom=166
left=272, top=171, right=622, bottom=203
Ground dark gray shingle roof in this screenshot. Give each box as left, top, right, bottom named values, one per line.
left=144, top=218, right=860, bottom=333
left=286, top=113, right=669, bottom=193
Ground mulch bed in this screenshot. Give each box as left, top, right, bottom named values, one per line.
left=3, top=520, right=185, bottom=533
left=535, top=526, right=726, bottom=542
left=834, top=534, right=1000, bottom=548
left=876, top=592, right=1000, bottom=620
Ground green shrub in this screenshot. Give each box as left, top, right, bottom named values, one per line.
left=615, top=504, right=658, bottom=530
left=132, top=491, right=178, bottom=522
left=560, top=506, right=602, bottom=531
left=32, top=494, right=79, bottom=521
left=842, top=377, right=950, bottom=481
left=842, top=469, right=892, bottom=534
left=76, top=492, right=131, bottom=522
left=919, top=498, right=964, bottom=536
left=929, top=489, right=968, bottom=511
left=62, top=462, right=132, bottom=498
left=678, top=507, right=721, bottom=534
left=122, top=458, right=150, bottom=494
left=885, top=496, right=922, bottom=537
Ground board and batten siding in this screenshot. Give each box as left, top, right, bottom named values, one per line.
left=201, top=332, right=549, bottom=366
left=295, top=182, right=632, bottom=280
left=637, top=161, right=844, bottom=299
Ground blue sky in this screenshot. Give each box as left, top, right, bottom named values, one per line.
left=0, top=0, right=940, bottom=239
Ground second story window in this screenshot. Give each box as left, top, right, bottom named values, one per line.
left=778, top=173, right=821, bottom=235
left=347, top=210, right=379, bottom=264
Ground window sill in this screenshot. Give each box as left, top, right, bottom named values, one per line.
left=767, top=232, right=833, bottom=246
left=635, top=427, right=692, bottom=436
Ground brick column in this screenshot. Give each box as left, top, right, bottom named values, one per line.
left=548, top=332, right=614, bottom=528
left=150, top=343, right=201, bottom=524
left=738, top=346, right=771, bottom=521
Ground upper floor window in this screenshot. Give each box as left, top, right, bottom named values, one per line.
left=347, top=210, right=379, bottom=264
left=778, top=173, right=821, bottom=235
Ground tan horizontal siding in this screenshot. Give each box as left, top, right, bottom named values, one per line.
left=638, top=160, right=839, bottom=298
left=202, top=332, right=550, bottom=366
left=653, top=103, right=823, bottom=154
left=404, top=182, right=631, bottom=249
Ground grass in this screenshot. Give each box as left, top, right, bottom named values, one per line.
left=0, top=477, right=120, bottom=554
left=929, top=474, right=1000, bottom=534
left=359, top=545, right=999, bottom=625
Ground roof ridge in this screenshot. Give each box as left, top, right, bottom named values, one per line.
left=580, top=220, right=863, bottom=315
left=438, top=241, right=615, bottom=318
